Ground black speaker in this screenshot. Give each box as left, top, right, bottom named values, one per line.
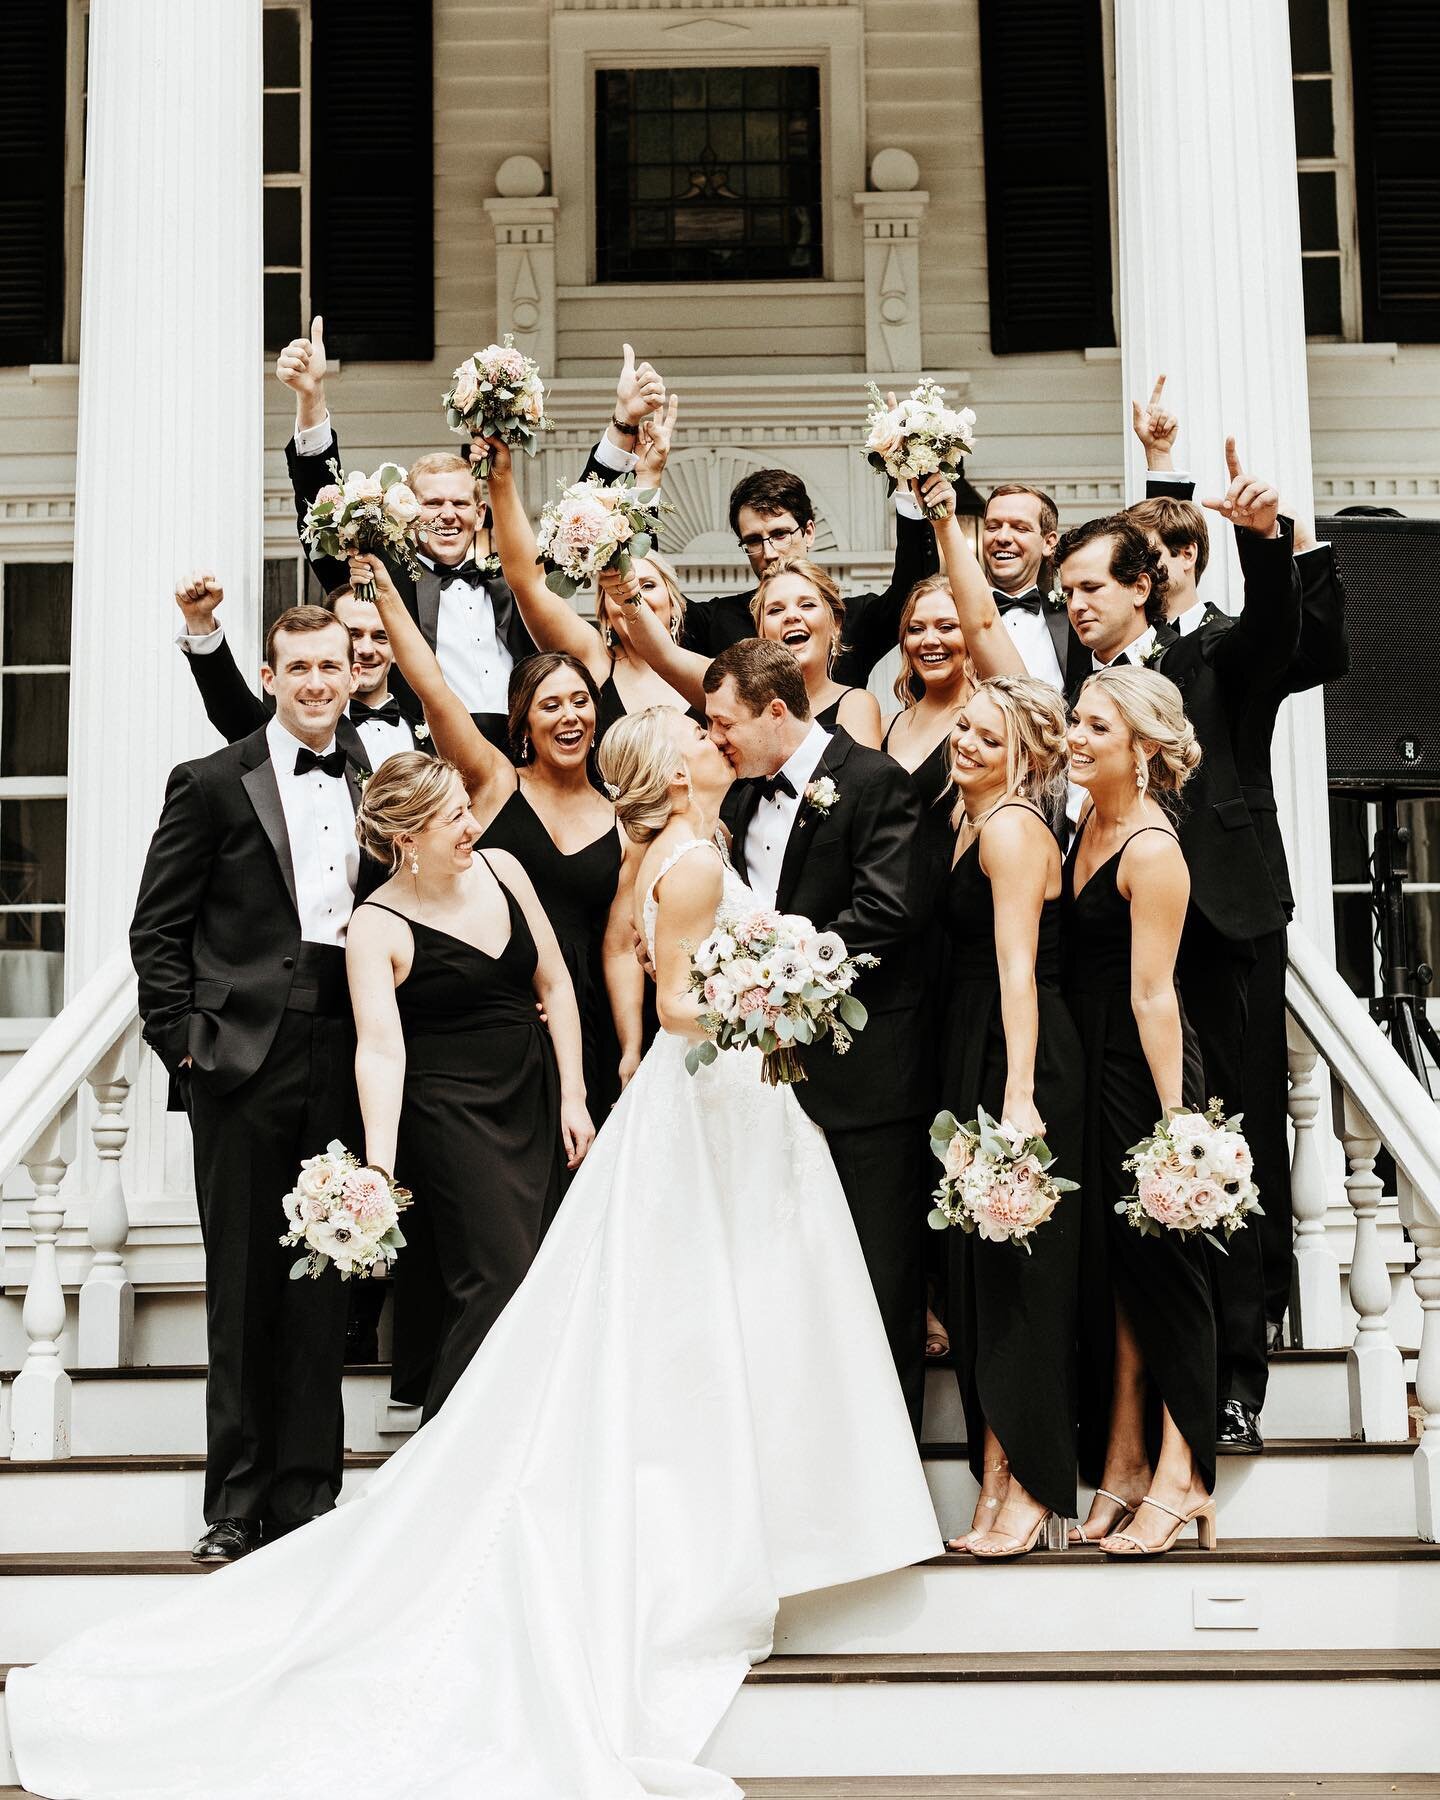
left=1319, top=514, right=1440, bottom=794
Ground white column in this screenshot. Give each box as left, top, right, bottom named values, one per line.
left=65, top=1, right=263, bottom=1203
left=854, top=149, right=929, bottom=376
left=1114, top=0, right=1334, bottom=943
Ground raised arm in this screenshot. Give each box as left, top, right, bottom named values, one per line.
left=980, top=808, right=1052, bottom=1139
left=1131, top=373, right=1180, bottom=475
left=483, top=439, right=608, bottom=681
left=601, top=563, right=712, bottom=708
left=346, top=904, right=410, bottom=1179
left=920, top=476, right=1027, bottom=680
left=351, top=554, right=517, bottom=815
left=487, top=850, right=596, bottom=1168
left=277, top=315, right=350, bottom=592
left=173, top=574, right=267, bottom=744
left=1121, top=833, right=1191, bottom=1116
left=1201, top=439, right=1301, bottom=685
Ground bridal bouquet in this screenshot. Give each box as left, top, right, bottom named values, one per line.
left=685, top=907, right=877, bottom=1086
left=863, top=378, right=977, bottom=519
left=280, top=1140, right=412, bottom=1281
left=926, top=1107, right=1076, bottom=1253
left=443, top=336, right=552, bottom=477
left=1119, top=1099, right=1262, bottom=1251
left=301, top=461, right=426, bottom=601
left=535, top=476, right=668, bottom=600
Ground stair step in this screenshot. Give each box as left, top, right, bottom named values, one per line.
left=0, top=1440, right=1419, bottom=1550
left=744, top=1648, right=1440, bottom=1682
left=736, top=1782, right=1440, bottom=1798
left=7, top=1540, right=1438, bottom=1665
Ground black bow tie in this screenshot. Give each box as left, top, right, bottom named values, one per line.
left=351, top=698, right=402, bottom=729
left=437, top=560, right=486, bottom=588
left=757, top=771, right=796, bottom=803
left=994, top=588, right=1043, bottom=616
left=294, top=746, right=347, bottom=779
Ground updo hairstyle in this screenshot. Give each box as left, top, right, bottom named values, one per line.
left=355, top=751, right=464, bottom=870
left=951, top=675, right=1072, bottom=829
left=596, top=706, right=685, bottom=844
left=1082, top=665, right=1202, bottom=799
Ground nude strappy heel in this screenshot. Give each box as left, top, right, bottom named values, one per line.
left=1067, top=1486, right=1139, bottom=1546
left=1100, top=1494, right=1217, bottom=1557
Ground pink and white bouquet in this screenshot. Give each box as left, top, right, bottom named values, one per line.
left=685, top=905, right=877, bottom=1087
left=1119, top=1099, right=1262, bottom=1250
left=863, top=377, right=977, bottom=519
left=280, top=1139, right=413, bottom=1281
left=535, top=475, right=668, bottom=600
left=926, top=1107, right=1077, bottom=1253
left=443, top=336, right=552, bottom=477
left=301, top=460, right=426, bottom=602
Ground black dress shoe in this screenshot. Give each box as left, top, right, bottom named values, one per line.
left=1216, top=1399, right=1264, bottom=1453
left=192, top=1518, right=261, bottom=1562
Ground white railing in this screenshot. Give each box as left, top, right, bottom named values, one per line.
left=1285, top=924, right=1440, bottom=1539
left=0, top=951, right=139, bottom=1459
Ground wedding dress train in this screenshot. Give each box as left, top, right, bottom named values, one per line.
left=9, top=840, right=941, bottom=1799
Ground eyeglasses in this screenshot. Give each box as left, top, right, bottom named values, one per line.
left=737, top=524, right=801, bottom=554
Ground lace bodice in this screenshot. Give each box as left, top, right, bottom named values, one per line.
left=642, top=835, right=749, bottom=964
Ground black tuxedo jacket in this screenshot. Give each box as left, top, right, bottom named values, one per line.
left=130, top=726, right=381, bottom=1095
left=179, top=630, right=421, bottom=759
left=576, top=445, right=940, bottom=684
left=722, top=728, right=924, bottom=1132
left=286, top=430, right=537, bottom=719
left=1069, top=522, right=1303, bottom=942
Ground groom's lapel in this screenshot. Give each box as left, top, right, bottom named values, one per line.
left=724, top=779, right=762, bottom=884
left=775, top=729, right=852, bottom=911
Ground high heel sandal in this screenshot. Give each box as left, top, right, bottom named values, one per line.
left=1100, top=1494, right=1217, bottom=1557
left=1067, top=1486, right=1139, bottom=1547
left=969, top=1510, right=1068, bottom=1561
left=945, top=1493, right=1000, bottom=1553
left=925, top=1307, right=950, bottom=1359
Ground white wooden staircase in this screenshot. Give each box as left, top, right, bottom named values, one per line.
left=2, top=928, right=1439, bottom=1793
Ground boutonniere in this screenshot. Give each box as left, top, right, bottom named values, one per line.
left=355, top=767, right=372, bottom=790
left=804, top=776, right=839, bottom=815
left=1045, top=583, right=1067, bottom=613
left=413, top=721, right=431, bottom=744
left=479, top=553, right=503, bottom=578
left=1141, top=639, right=1168, bottom=669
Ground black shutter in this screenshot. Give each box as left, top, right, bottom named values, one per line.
left=1350, top=0, right=1440, bottom=343
left=310, top=0, right=433, bottom=362
left=978, top=0, right=1114, bottom=355
left=0, top=6, right=67, bottom=367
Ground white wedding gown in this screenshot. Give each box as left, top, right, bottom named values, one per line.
left=9, top=839, right=941, bottom=1800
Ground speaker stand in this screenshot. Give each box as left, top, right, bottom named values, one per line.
left=1369, top=793, right=1440, bottom=1096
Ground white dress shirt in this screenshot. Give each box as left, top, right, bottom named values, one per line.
left=1092, top=625, right=1158, bottom=673
left=348, top=701, right=414, bottom=766
left=744, top=722, right=833, bottom=910
left=293, top=411, right=512, bottom=714
left=265, top=716, right=360, bottom=946
left=1171, top=600, right=1207, bottom=638
left=987, top=587, right=1065, bottom=690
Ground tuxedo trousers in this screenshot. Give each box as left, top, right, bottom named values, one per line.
left=187, top=1008, right=357, bottom=1526
left=1244, top=925, right=1294, bottom=1328
left=1176, top=911, right=1268, bottom=1411
left=824, top=1116, right=930, bottom=1439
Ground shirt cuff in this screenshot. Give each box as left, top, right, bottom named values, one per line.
left=293, top=414, right=335, bottom=459
left=893, top=489, right=926, bottom=522
left=177, top=624, right=225, bottom=656
left=592, top=435, right=638, bottom=474
left=1146, top=470, right=1190, bottom=484
left=1295, top=542, right=1329, bottom=558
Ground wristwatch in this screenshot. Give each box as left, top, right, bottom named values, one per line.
left=610, top=416, right=639, bottom=436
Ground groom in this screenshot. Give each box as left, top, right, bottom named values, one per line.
left=705, top=640, right=929, bottom=1433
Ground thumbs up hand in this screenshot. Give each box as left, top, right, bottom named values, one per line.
left=614, top=341, right=665, bottom=427
left=275, top=314, right=328, bottom=399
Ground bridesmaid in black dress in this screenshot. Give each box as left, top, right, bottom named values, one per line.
left=1062, top=665, right=1217, bottom=1557
left=938, top=677, right=1085, bottom=1558
left=623, top=554, right=883, bottom=748
left=348, top=756, right=594, bottom=1416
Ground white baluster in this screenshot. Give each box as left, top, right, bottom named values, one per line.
left=9, top=1108, right=77, bottom=1460
left=1336, top=1089, right=1409, bottom=1441
left=77, top=1029, right=136, bottom=1367
left=1398, top=1173, right=1440, bottom=1542
left=1285, top=1022, right=1344, bottom=1346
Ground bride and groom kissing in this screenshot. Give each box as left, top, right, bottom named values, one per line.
left=10, top=635, right=943, bottom=1800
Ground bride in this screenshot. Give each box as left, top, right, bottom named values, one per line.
left=8, top=706, right=942, bottom=1800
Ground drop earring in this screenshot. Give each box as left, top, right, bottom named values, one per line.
left=1135, top=757, right=1149, bottom=794
left=410, top=853, right=420, bottom=876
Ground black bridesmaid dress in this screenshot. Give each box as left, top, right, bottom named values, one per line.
left=815, top=691, right=860, bottom=732
left=479, top=786, right=625, bottom=1122
left=1061, top=819, right=1216, bottom=1495
left=362, top=855, right=561, bottom=1417
left=939, top=807, right=1085, bottom=1516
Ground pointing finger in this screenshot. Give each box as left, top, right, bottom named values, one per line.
left=1224, top=434, right=1241, bottom=480
left=1148, top=373, right=1166, bottom=409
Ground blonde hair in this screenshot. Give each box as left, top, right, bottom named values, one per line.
left=598, top=552, right=688, bottom=647
left=1080, top=666, right=1202, bottom=796
left=949, top=676, right=1071, bottom=829
left=355, top=752, right=464, bottom=870
left=596, top=706, right=686, bottom=844
left=750, top=555, right=846, bottom=666
left=408, top=452, right=472, bottom=490
left=893, top=573, right=975, bottom=707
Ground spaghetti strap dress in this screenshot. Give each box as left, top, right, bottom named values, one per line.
left=1061, top=819, right=1216, bottom=1494
left=364, top=856, right=561, bottom=1416
left=939, top=805, right=1085, bottom=1515
left=479, top=785, right=624, bottom=1122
